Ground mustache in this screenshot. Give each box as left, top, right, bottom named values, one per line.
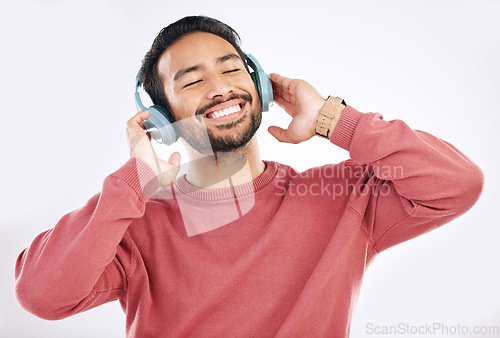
left=196, top=93, right=253, bottom=117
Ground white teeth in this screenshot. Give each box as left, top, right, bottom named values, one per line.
left=208, top=104, right=241, bottom=119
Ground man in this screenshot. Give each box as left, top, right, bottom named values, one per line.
left=15, top=16, right=484, bottom=337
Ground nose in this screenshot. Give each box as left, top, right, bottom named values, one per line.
left=205, top=74, right=234, bottom=100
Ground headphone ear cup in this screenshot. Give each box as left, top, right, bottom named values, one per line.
left=143, top=105, right=179, bottom=145
left=135, top=71, right=179, bottom=145
left=246, top=54, right=273, bottom=112
left=153, top=104, right=175, bottom=124
left=252, top=70, right=273, bottom=112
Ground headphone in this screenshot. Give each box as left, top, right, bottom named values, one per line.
left=134, top=54, right=273, bottom=145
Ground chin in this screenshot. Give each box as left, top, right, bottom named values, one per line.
left=182, top=105, right=262, bottom=155
left=208, top=111, right=261, bottom=153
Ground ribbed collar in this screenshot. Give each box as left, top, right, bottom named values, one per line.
left=174, top=161, right=278, bottom=201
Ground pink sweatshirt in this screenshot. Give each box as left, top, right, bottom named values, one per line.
left=15, top=107, right=484, bottom=337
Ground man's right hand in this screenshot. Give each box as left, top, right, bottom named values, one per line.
left=126, top=110, right=181, bottom=187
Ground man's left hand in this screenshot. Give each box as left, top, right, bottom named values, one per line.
left=268, top=73, right=325, bottom=144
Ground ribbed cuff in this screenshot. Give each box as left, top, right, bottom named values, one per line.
left=110, top=157, right=159, bottom=202
left=330, top=106, right=364, bottom=151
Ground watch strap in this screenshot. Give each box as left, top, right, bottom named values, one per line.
left=315, top=96, right=346, bottom=139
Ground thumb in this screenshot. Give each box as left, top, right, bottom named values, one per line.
left=158, top=152, right=181, bottom=186
left=168, top=151, right=181, bottom=167
left=268, top=126, right=295, bottom=144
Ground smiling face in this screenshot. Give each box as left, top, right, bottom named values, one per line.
left=157, top=31, right=262, bottom=154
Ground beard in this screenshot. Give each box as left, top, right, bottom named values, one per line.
left=178, top=93, right=262, bottom=155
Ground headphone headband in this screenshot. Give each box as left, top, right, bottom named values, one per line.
left=135, top=72, right=147, bottom=111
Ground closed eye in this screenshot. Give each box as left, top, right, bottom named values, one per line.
left=184, top=80, right=202, bottom=88
left=223, top=69, right=240, bottom=74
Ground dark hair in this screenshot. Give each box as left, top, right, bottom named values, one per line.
left=139, top=16, right=246, bottom=111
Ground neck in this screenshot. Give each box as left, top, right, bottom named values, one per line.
left=183, top=136, right=265, bottom=190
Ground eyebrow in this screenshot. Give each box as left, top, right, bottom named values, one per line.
left=173, top=53, right=242, bottom=82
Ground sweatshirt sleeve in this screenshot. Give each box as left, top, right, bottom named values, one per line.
left=14, top=157, right=159, bottom=320
left=330, top=106, right=484, bottom=253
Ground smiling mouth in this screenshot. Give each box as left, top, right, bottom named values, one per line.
left=206, top=103, right=243, bottom=119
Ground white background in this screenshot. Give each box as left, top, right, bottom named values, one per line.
left=1, top=0, right=499, bottom=336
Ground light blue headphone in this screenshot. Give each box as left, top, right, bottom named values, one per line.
left=135, top=53, right=273, bottom=145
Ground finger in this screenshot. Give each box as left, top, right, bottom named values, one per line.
left=127, top=110, right=151, bottom=129
left=267, top=126, right=298, bottom=144
left=126, top=111, right=152, bottom=143
left=272, top=84, right=292, bottom=103
left=273, top=93, right=294, bottom=116
left=270, top=73, right=293, bottom=102
left=270, top=73, right=293, bottom=91
left=270, top=73, right=293, bottom=95
left=126, top=110, right=156, bottom=160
